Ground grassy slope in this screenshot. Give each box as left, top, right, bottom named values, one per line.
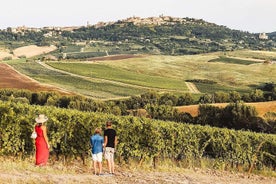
left=47, top=62, right=189, bottom=91
left=5, top=50, right=276, bottom=99
left=49, top=51, right=276, bottom=94
left=225, top=50, right=276, bottom=60
left=95, top=53, right=275, bottom=92
left=6, top=60, right=146, bottom=99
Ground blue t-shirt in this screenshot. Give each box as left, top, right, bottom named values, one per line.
left=90, top=134, right=104, bottom=154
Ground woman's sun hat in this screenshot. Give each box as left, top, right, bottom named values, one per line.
left=35, top=114, right=48, bottom=123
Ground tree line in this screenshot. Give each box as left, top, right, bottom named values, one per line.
left=1, top=83, right=275, bottom=112
left=0, top=84, right=275, bottom=133
left=1, top=18, right=275, bottom=57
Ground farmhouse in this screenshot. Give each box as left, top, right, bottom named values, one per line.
left=259, top=33, right=268, bottom=40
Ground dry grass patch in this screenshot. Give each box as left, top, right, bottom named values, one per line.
left=0, top=157, right=275, bottom=184
left=13, top=45, right=57, bottom=58
left=176, top=101, right=276, bottom=117
left=0, top=48, right=15, bottom=60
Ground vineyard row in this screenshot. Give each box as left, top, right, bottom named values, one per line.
left=0, top=101, right=275, bottom=169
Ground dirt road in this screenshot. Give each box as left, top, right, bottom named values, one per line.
left=1, top=167, right=275, bottom=184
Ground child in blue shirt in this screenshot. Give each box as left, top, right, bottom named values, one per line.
left=90, top=127, right=104, bottom=175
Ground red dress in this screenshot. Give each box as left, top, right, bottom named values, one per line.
left=35, top=125, right=49, bottom=166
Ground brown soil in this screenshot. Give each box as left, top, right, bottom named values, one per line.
left=0, top=63, right=72, bottom=95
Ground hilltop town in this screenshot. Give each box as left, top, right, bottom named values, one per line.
left=1, top=15, right=271, bottom=41
left=3, top=16, right=209, bottom=33
left=0, top=15, right=275, bottom=59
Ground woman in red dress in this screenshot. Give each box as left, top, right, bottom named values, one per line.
left=34, top=114, right=50, bottom=166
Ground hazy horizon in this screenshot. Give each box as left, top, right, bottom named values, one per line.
left=1, top=0, right=276, bottom=33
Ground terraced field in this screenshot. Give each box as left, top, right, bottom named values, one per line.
left=0, top=63, right=72, bottom=95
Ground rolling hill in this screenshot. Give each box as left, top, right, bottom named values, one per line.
left=0, top=16, right=275, bottom=99
left=0, top=16, right=275, bottom=60
left=3, top=49, right=276, bottom=99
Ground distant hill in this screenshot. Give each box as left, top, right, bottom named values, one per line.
left=0, top=16, right=275, bottom=58
left=268, top=31, right=276, bottom=39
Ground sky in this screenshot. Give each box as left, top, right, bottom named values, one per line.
left=1, top=0, right=275, bottom=33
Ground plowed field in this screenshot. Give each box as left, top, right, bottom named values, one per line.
left=0, top=63, right=71, bottom=94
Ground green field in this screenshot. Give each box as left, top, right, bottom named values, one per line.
left=88, top=53, right=275, bottom=90
left=6, top=60, right=147, bottom=99
left=208, top=56, right=257, bottom=65
left=47, top=62, right=189, bottom=91
left=5, top=50, right=276, bottom=99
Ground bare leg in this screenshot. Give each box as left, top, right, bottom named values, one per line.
left=93, top=161, right=97, bottom=175
left=112, top=154, right=115, bottom=174
left=99, top=162, right=102, bottom=174
left=111, top=161, right=114, bottom=173
left=108, top=159, right=112, bottom=173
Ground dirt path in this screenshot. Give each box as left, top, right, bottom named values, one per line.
left=185, top=82, right=200, bottom=93
left=0, top=151, right=275, bottom=184
left=1, top=168, right=275, bottom=184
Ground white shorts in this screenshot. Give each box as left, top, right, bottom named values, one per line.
left=104, top=147, right=115, bottom=160
left=92, top=152, right=103, bottom=162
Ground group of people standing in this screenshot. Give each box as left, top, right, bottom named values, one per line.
left=32, top=114, right=117, bottom=176
left=90, top=120, right=117, bottom=175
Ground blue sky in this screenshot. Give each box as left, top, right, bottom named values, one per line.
left=1, top=0, right=275, bottom=33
